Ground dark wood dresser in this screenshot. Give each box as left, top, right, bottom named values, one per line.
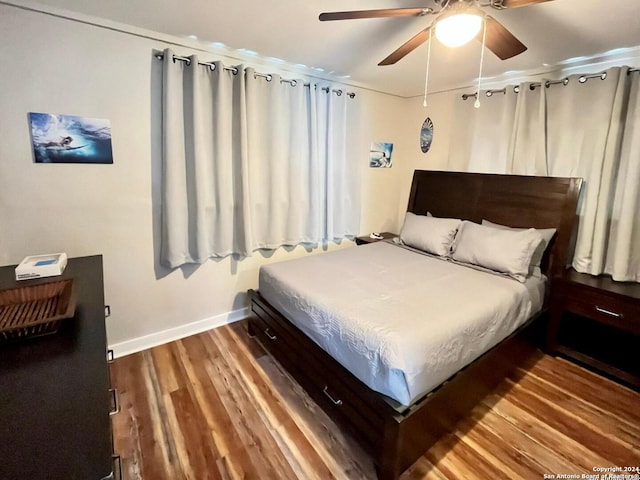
left=0, top=255, right=118, bottom=479
left=548, top=268, right=640, bottom=389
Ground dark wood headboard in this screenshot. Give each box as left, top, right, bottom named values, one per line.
left=406, top=170, right=583, bottom=275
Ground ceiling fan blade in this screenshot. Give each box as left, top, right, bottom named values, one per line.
left=320, top=8, right=430, bottom=22
left=480, top=16, right=527, bottom=60
left=379, top=27, right=431, bottom=66
left=500, top=0, right=554, bottom=7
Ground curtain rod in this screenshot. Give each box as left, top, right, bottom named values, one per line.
left=461, top=68, right=638, bottom=101
left=155, top=53, right=356, bottom=99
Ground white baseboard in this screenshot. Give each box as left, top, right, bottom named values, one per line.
left=108, top=307, right=249, bottom=359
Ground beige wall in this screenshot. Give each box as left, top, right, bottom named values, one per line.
left=388, top=89, right=466, bottom=225
left=0, top=3, right=412, bottom=354
left=359, top=87, right=470, bottom=234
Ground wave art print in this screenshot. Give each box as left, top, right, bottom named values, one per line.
left=29, top=112, right=113, bottom=164
left=369, top=142, right=393, bottom=168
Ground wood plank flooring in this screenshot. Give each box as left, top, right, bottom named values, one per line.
left=111, top=321, right=640, bottom=479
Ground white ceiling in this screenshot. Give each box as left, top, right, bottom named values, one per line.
left=26, top=0, right=640, bottom=96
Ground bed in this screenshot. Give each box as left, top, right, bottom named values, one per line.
left=247, top=170, right=582, bottom=479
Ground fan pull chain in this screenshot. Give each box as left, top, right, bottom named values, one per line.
left=423, top=30, right=432, bottom=107
left=475, top=17, right=487, bottom=109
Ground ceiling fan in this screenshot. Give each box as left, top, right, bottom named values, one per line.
left=319, top=0, right=553, bottom=66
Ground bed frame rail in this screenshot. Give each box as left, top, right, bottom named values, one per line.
left=249, top=289, right=540, bottom=479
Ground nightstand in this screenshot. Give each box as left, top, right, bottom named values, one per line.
left=547, top=269, right=640, bottom=389
left=355, top=232, right=397, bottom=246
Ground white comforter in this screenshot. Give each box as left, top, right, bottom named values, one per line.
left=259, top=241, right=545, bottom=407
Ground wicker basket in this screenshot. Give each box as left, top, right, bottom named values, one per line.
left=0, top=279, right=76, bottom=343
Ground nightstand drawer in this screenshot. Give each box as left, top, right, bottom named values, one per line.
left=548, top=269, right=640, bottom=389
left=564, top=285, right=640, bottom=335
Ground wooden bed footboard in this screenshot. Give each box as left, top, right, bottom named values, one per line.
left=248, top=289, right=540, bottom=480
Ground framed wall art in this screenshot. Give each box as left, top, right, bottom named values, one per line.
left=420, top=117, right=434, bottom=154
left=370, top=142, right=393, bottom=168
left=29, top=112, right=113, bottom=164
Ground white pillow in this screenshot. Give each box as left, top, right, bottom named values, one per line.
left=451, top=221, right=544, bottom=282
left=482, top=220, right=556, bottom=273
left=400, top=212, right=461, bottom=257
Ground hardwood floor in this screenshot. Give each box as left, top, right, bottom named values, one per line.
left=111, top=321, right=640, bottom=480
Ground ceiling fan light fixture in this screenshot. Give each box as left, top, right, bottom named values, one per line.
left=434, top=12, right=483, bottom=48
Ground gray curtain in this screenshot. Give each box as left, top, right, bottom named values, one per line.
left=448, top=88, right=518, bottom=173
left=448, top=66, right=640, bottom=281
left=160, top=49, right=361, bottom=268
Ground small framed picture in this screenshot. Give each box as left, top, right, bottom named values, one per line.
left=370, top=142, right=393, bottom=168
